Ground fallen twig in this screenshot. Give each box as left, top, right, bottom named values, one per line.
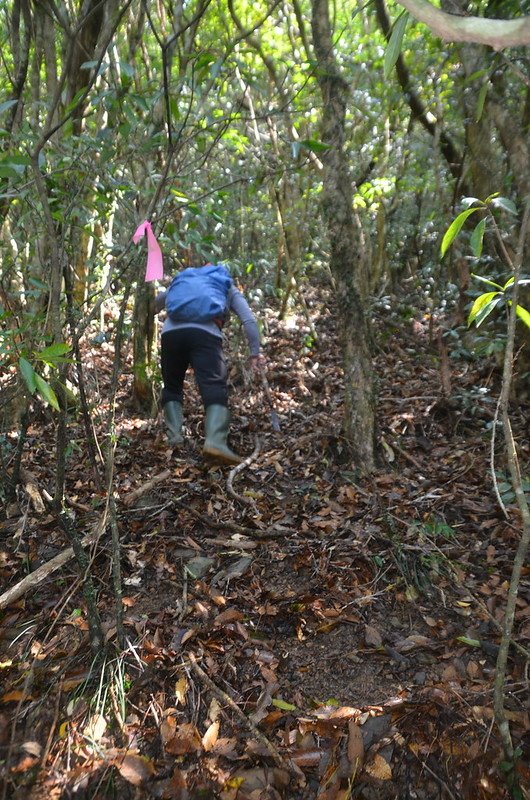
left=0, top=533, right=93, bottom=611
left=413, top=753, right=459, bottom=800
left=172, top=498, right=286, bottom=539
left=122, top=469, right=172, bottom=507
left=187, top=653, right=301, bottom=777
left=0, top=493, right=112, bottom=612
left=390, top=439, right=424, bottom=471
left=260, top=369, right=281, bottom=431
left=227, top=437, right=261, bottom=505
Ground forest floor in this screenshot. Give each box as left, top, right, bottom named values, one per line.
left=1, top=288, right=529, bottom=800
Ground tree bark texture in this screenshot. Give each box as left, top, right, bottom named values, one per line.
left=132, top=279, right=156, bottom=413
left=310, top=0, right=375, bottom=472
left=6, top=0, right=32, bottom=134
left=65, top=0, right=105, bottom=135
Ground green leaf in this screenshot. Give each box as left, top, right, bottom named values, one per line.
left=196, top=52, right=216, bottom=70
left=272, top=698, right=297, bottom=711
left=80, top=60, right=109, bottom=77
left=119, top=61, right=135, bottom=78
left=490, top=196, right=517, bottom=215
left=468, top=292, right=502, bottom=327
left=299, top=139, right=330, bottom=153
left=0, top=166, right=19, bottom=179
left=515, top=304, right=530, bottom=329
left=475, top=82, right=489, bottom=122
left=461, top=196, right=482, bottom=209
left=170, top=189, right=189, bottom=201
left=28, top=277, right=48, bottom=289
left=130, top=93, right=150, bottom=113
left=63, top=87, right=88, bottom=116
left=0, top=153, right=31, bottom=175
left=456, top=636, right=480, bottom=647
left=19, top=357, right=37, bottom=393
left=468, top=291, right=499, bottom=324
left=475, top=297, right=503, bottom=326
left=384, top=11, right=409, bottom=78
left=34, top=374, right=60, bottom=411
left=37, top=342, right=71, bottom=364
left=441, top=207, right=482, bottom=257
left=471, top=273, right=503, bottom=290
left=470, top=218, right=486, bottom=257
left=466, top=69, right=488, bottom=83
left=0, top=99, right=18, bottom=114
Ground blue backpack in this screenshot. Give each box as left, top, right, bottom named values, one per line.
left=165, top=264, right=233, bottom=324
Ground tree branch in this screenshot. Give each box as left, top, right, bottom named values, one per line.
left=395, top=0, right=530, bottom=49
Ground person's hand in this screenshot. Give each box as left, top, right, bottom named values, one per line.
left=248, top=354, right=266, bottom=372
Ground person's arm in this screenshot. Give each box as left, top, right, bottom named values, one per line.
left=154, top=291, right=167, bottom=314
left=228, top=287, right=264, bottom=367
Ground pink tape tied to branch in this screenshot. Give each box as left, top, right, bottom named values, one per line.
left=132, top=220, right=164, bottom=281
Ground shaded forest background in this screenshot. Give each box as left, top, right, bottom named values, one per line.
left=0, top=0, right=529, bottom=798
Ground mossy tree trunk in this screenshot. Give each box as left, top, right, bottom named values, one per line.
left=132, top=278, right=156, bottom=414
left=311, top=0, right=375, bottom=473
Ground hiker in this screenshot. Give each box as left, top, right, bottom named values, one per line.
left=154, top=264, right=264, bottom=465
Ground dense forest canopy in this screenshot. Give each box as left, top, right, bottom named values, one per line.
left=2, top=0, right=528, bottom=447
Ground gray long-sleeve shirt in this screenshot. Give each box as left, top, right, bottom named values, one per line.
left=156, top=284, right=261, bottom=356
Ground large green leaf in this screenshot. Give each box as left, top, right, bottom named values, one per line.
left=470, top=218, right=486, bottom=257
left=37, top=342, right=71, bottom=365
left=19, top=357, right=37, bottom=393
left=34, top=374, right=60, bottom=411
left=441, top=207, right=482, bottom=257
left=468, top=291, right=501, bottom=327
left=384, top=11, right=409, bottom=78
left=490, top=196, right=517, bottom=215
left=475, top=295, right=503, bottom=326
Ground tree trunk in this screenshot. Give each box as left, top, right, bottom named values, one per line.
left=132, top=279, right=156, bottom=414
left=311, top=0, right=376, bottom=472
left=489, top=98, right=530, bottom=386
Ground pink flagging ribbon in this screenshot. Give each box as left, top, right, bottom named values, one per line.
left=132, top=220, right=164, bottom=281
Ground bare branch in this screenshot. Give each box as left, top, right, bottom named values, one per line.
left=395, top=0, right=530, bottom=49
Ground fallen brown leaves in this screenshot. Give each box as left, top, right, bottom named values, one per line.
left=0, top=299, right=528, bottom=799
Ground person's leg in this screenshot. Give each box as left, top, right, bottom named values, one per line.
left=189, top=331, right=240, bottom=464
left=161, top=330, right=189, bottom=445
left=189, top=330, right=228, bottom=408
left=161, top=330, right=190, bottom=405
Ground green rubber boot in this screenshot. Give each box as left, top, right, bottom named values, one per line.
left=203, top=404, right=241, bottom=465
left=163, top=401, right=184, bottom=446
